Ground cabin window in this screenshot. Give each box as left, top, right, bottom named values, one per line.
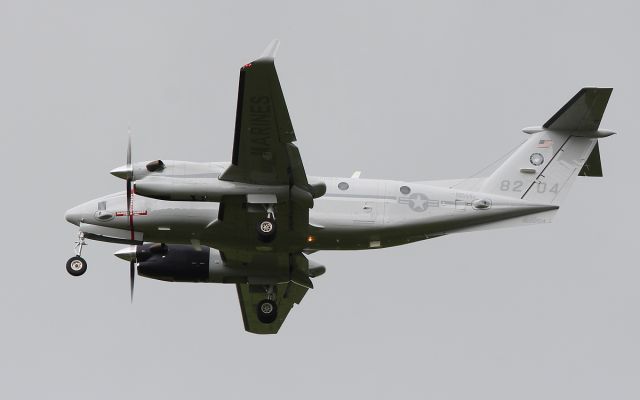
left=400, top=185, right=411, bottom=195
left=338, top=182, right=349, bottom=191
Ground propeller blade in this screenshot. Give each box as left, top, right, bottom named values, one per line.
left=125, top=138, right=135, bottom=241
left=110, top=136, right=133, bottom=179
left=126, top=136, right=132, bottom=169
left=130, top=259, right=135, bottom=302
left=121, top=137, right=136, bottom=303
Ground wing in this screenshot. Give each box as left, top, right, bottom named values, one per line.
left=212, top=41, right=321, bottom=255
left=236, top=282, right=309, bottom=334
left=214, top=43, right=324, bottom=334
left=220, top=40, right=308, bottom=188
left=224, top=251, right=318, bottom=334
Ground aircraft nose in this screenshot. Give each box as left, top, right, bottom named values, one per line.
left=64, top=205, right=84, bottom=226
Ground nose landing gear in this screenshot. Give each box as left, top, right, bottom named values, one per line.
left=66, top=232, right=88, bottom=276
left=66, top=256, right=87, bottom=276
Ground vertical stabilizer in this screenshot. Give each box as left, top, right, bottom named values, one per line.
left=480, top=88, right=613, bottom=205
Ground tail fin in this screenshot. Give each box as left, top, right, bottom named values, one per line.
left=481, top=88, right=614, bottom=205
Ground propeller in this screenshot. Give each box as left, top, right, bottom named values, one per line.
left=111, top=137, right=137, bottom=302
left=125, top=137, right=136, bottom=302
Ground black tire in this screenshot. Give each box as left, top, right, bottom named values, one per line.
left=256, top=299, right=278, bottom=324
left=66, top=256, right=87, bottom=276
left=256, top=218, right=276, bottom=243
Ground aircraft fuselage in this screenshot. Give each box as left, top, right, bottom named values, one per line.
left=65, top=161, right=558, bottom=252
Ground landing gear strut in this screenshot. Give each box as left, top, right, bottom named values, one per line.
left=256, top=204, right=277, bottom=243
left=66, top=232, right=88, bottom=276
left=257, top=285, right=278, bottom=324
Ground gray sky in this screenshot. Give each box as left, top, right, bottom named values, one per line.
left=1, top=1, right=638, bottom=399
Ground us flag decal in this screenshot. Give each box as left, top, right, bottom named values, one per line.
left=537, top=139, right=553, bottom=148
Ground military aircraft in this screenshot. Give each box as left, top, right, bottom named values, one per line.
left=64, top=40, right=615, bottom=334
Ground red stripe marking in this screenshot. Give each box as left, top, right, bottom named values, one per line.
left=116, top=210, right=147, bottom=217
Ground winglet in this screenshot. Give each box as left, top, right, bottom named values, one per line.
left=258, top=39, right=280, bottom=61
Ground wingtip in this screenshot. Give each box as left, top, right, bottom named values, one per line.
left=258, top=39, right=280, bottom=61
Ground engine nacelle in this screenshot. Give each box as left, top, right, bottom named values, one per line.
left=133, top=176, right=326, bottom=202
left=134, top=243, right=289, bottom=284
left=136, top=244, right=212, bottom=282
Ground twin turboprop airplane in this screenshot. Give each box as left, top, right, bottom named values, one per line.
left=64, top=41, right=615, bottom=334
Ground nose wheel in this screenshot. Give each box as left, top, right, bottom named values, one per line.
left=66, top=256, right=88, bottom=276
left=67, top=232, right=88, bottom=276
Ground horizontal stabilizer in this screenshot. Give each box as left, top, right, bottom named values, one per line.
left=543, top=87, right=612, bottom=131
